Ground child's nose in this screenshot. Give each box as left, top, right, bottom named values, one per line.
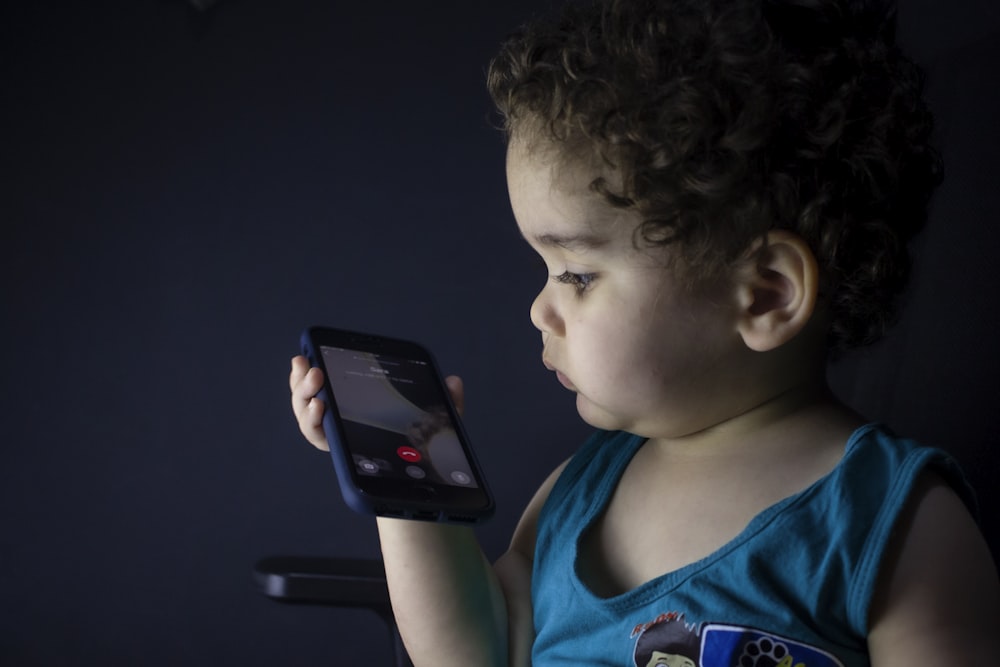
left=530, top=286, right=564, bottom=336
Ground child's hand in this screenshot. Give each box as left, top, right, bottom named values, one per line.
left=289, top=355, right=331, bottom=451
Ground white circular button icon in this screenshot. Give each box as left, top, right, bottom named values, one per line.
left=450, top=471, right=471, bottom=485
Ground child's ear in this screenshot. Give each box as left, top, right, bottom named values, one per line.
left=734, top=230, right=819, bottom=352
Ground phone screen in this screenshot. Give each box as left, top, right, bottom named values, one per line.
left=319, top=345, right=480, bottom=490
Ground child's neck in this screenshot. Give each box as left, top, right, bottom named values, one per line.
left=646, top=378, right=864, bottom=464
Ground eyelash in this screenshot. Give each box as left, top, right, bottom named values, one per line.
left=553, top=270, right=597, bottom=294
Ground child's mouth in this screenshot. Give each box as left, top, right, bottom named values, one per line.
left=543, top=357, right=577, bottom=391
left=555, top=370, right=576, bottom=391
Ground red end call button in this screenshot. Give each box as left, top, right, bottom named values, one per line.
left=397, top=446, right=422, bottom=463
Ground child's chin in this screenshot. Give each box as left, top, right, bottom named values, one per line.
left=575, top=395, right=623, bottom=431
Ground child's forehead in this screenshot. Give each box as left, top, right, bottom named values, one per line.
left=506, top=135, right=606, bottom=183
left=507, top=141, right=616, bottom=210
left=509, top=165, right=627, bottom=235
left=519, top=227, right=612, bottom=253
left=506, top=140, right=641, bottom=247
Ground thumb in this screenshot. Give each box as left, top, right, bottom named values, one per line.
left=444, top=375, right=464, bottom=415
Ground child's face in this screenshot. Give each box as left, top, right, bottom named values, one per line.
left=507, top=140, right=749, bottom=439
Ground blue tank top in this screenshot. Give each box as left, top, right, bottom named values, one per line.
left=531, top=424, right=974, bottom=666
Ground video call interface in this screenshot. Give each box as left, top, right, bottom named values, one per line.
left=321, top=345, right=479, bottom=489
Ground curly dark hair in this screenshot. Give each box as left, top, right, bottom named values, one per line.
left=487, top=0, right=943, bottom=351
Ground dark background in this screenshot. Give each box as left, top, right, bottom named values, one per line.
left=2, top=1, right=998, bottom=664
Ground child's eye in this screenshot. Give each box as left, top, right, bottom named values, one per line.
left=553, top=270, right=597, bottom=294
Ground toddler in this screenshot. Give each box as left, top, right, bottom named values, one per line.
left=290, top=0, right=1000, bottom=664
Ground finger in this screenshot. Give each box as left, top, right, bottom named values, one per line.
left=290, top=360, right=324, bottom=411
left=444, top=375, right=464, bottom=416
left=289, top=357, right=330, bottom=451
left=289, top=355, right=312, bottom=392
left=301, top=397, right=330, bottom=451
left=295, top=392, right=329, bottom=451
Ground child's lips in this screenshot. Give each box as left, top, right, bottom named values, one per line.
left=555, top=370, right=576, bottom=390
left=543, top=358, right=576, bottom=390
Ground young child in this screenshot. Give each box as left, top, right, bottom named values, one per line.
left=290, top=0, right=1000, bottom=664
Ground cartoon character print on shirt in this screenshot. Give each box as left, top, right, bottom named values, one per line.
left=631, top=612, right=701, bottom=667
left=631, top=613, right=846, bottom=667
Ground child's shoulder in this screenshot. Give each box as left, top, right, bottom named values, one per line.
left=867, top=468, right=1000, bottom=662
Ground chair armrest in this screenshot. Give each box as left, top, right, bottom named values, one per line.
left=254, top=556, right=391, bottom=609
left=254, top=556, right=411, bottom=666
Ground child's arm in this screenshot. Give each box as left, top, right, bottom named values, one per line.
left=867, top=472, right=1000, bottom=663
left=374, top=519, right=511, bottom=665
left=376, top=457, right=565, bottom=667
left=290, top=356, right=561, bottom=666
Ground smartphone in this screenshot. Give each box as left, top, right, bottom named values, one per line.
left=300, top=326, right=494, bottom=524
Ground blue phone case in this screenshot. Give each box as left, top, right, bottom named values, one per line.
left=300, top=327, right=494, bottom=523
